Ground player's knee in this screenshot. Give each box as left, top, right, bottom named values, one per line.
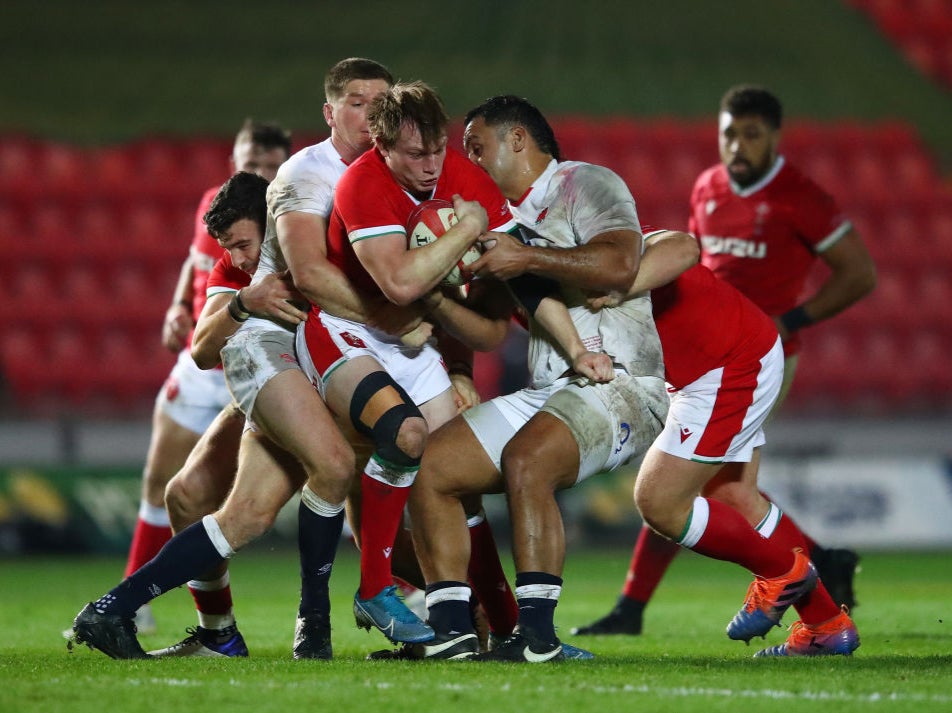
left=499, top=443, right=550, bottom=496
left=350, top=372, right=425, bottom=468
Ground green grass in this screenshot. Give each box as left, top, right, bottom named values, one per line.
left=1, top=547, right=949, bottom=713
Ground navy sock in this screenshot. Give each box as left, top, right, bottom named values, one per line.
left=425, top=581, right=473, bottom=636
left=95, top=520, right=225, bottom=617
left=514, top=571, right=562, bottom=645
left=298, top=500, right=344, bottom=616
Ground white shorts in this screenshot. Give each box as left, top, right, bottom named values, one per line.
left=655, top=337, right=783, bottom=464
left=220, top=326, right=301, bottom=420
left=156, top=349, right=232, bottom=434
left=296, top=312, right=451, bottom=406
left=462, top=372, right=668, bottom=484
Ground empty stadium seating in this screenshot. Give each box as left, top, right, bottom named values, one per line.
left=2, top=119, right=951, bottom=417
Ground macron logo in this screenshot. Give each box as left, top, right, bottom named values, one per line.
left=679, top=426, right=693, bottom=443
left=383, top=547, right=392, bottom=559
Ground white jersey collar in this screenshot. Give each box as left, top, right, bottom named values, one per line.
left=511, top=158, right=560, bottom=216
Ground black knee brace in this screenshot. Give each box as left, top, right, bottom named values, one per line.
left=350, top=371, right=423, bottom=469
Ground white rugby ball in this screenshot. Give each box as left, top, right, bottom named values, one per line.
left=406, top=198, right=481, bottom=286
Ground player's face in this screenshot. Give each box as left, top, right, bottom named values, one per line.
left=463, top=117, right=515, bottom=188
left=718, top=112, right=779, bottom=187
left=325, top=78, right=391, bottom=161
left=217, top=218, right=262, bottom=275
left=232, top=141, right=287, bottom=182
left=379, top=123, right=448, bottom=199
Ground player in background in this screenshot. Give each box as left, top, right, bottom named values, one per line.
left=71, top=58, right=409, bottom=660
left=401, top=95, right=669, bottom=662
left=122, top=119, right=291, bottom=634
left=574, top=84, right=877, bottom=637
left=295, top=80, right=523, bottom=647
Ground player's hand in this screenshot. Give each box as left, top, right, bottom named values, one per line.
left=240, top=271, right=308, bottom=324
left=451, top=194, right=488, bottom=236
left=367, top=298, right=426, bottom=337
left=400, top=321, right=434, bottom=348
left=162, top=303, right=193, bottom=352
left=470, top=231, right=529, bottom=281
left=586, top=290, right=626, bottom=310
left=449, top=373, right=480, bottom=413
left=573, top=351, right=615, bottom=383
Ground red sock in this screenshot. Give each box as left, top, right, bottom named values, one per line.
left=760, top=490, right=817, bottom=550
left=359, top=473, right=411, bottom=599
left=124, top=517, right=172, bottom=577
left=764, top=511, right=809, bottom=552
left=682, top=497, right=793, bottom=579
left=189, top=582, right=233, bottom=615
left=621, top=524, right=680, bottom=603
left=467, top=515, right=518, bottom=636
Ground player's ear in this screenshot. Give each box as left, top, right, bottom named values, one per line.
left=322, top=102, right=334, bottom=129
left=510, top=126, right=528, bottom=152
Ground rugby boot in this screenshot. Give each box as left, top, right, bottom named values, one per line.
left=293, top=612, right=332, bottom=660
left=354, top=585, right=435, bottom=644
left=755, top=607, right=860, bottom=657
left=148, top=624, right=248, bottom=658
left=71, top=602, right=148, bottom=659
left=727, top=548, right=818, bottom=643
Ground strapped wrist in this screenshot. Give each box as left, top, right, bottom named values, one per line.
left=780, top=305, right=814, bottom=333
left=227, top=293, right=250, bottom=323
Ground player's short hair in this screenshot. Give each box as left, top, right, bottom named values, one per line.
left=234, top=118, right=293, bottom=156
left=464, top=95, right=562, bottom=162
left=720, top=85, right=783, bottom=130
left=203, top=171, right=269, bottom=240
left=324, top=57, right=394, bottom=103
left=369, top=81, right=448, bottom=150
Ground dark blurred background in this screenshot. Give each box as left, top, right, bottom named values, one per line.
left=1, top=0, right=950, bottom=553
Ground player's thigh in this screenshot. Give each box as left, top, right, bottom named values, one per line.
left=417, top=414, right=503, bottom=497
left=251, top=367, right=354, bottom=480
left=635, top=446, right=721, bottom=520
left=419, top=387, right=459, bottom=432
left=502, top=411, right=580, bottom=492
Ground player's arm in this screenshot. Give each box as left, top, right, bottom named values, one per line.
left=277, top=210, right=424, bottom=335
left=422, top=280, right=513, bottom=352
left=777, top=228, right=877, bottom=340
left=353, top=195, right=488, bottom=306
left=472, top=228, right=641, bottom=294
left=191, top=273, right=308, bottom=370
left=506, top=273, right=613, bottom=383
left=162, top=254, right=195, bottom=352
left=533, top=296, right=614, bottom=383
left=588, top=230, right=699, bottom=309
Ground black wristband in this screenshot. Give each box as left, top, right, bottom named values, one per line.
left=780, top=305, right=814, bottom=333
left=234, top=290, right=249, bottom=315
left=227, top=294, right=250, bottom=323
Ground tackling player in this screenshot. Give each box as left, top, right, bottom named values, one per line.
left=576, top=84, right=876, bottom=637
left=122, top=119, right=290, bottom=634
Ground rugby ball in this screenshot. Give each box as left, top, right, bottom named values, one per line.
left=406, top=199, right=481, bottom=286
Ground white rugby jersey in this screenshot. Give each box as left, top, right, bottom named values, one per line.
left=243, top=138, right=348, bottom=333
left=508, top=159, right=664, bottom=388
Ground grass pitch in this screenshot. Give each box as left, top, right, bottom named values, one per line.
left=1, top=546, right=949, bottom=713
